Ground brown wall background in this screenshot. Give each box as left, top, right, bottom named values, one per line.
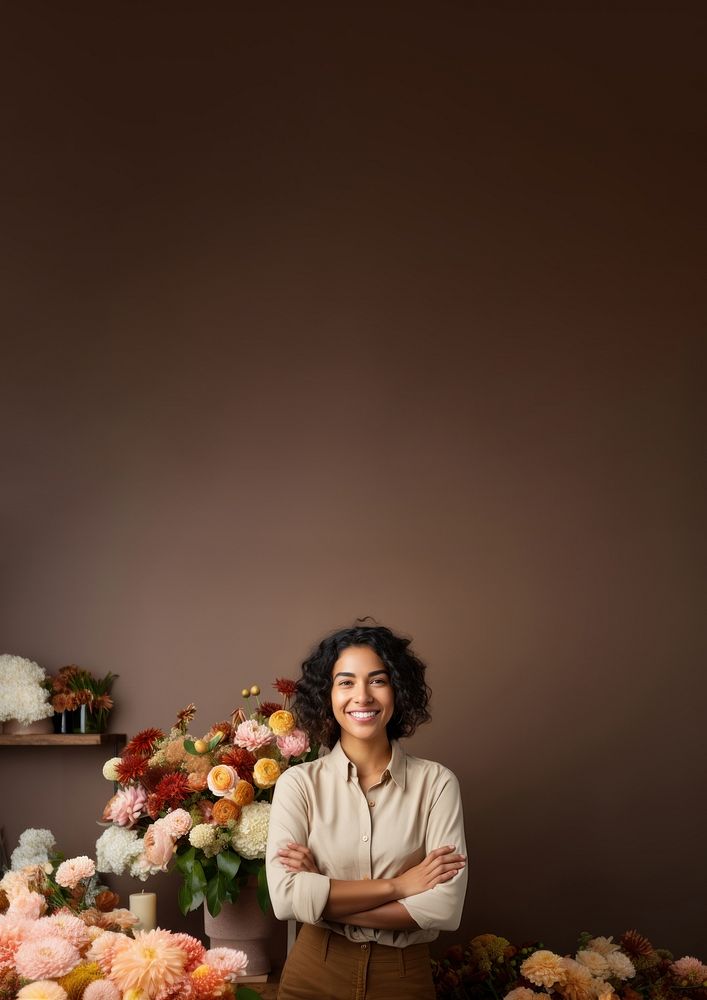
left=1, top=1, right=704, bottom=959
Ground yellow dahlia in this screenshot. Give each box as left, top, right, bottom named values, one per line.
left=109, top=929, right=186, bottom=997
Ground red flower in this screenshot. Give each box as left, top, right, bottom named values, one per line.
left=273, top=678, right=297, bottom=696
left=258, top=701, right=283, bottom=718
left=124, top=728, right=164, bottom=758
left=218, top=746, right=256, bottom=784
left=115, top=754, right=149, bottom=785
left=152, top=772, right=191, bottom=811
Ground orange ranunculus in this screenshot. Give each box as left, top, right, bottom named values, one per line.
left=212, top=798, right=241, bottom=826
left=187, top=772, right=208, bottom=792
left=231, top=780, right=255, bottom=807
left=207, top=764, right=238, bottom=797
left=268, top=710, right=295, bottom=735
left=253, top=757, right=281, bottom=789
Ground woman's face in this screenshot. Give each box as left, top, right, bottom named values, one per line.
left=330, top=645, right=395, bottom=745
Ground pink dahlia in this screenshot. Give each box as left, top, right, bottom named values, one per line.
left=86, top=930, right=131, bottom=972
left=31, top=911, right=92, bottom=951
left=170, top=932, right=207, bottom=972
left=205, top=946, right=249, bottom=979
left=671, top=957, right=707, bottom=986
left=276, top=728, right=310, bottom=759
left=109, top=928, right=187, bottom=995
left=233, top=720, right=274, bottom=751
left=8, top=890, right=46, bottom=921
left=83, top=982, right=121, bottom=1000
left=55, top=855, right=96, bottom=888
left=0, top=914, right=33, bottom=971
left=108, top=786, right=148, bottom=827
left=15, top=935, right=81, bottom=979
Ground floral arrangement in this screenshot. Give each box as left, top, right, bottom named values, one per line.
left=96, top=679, right=318, bottom=917
left=0, top=832, right=261, bottom=999
left=0, top=656, right=53, bottom=728
left=50, top=667, right=117, bottom=734
left=431, top=930, right=707, bottom=1000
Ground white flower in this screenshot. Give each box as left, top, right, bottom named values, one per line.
left=189, top=824, right=217, bottom=850
left=0, top=654, right=53, bottom=725
left=102, top=757, right=122, bottom=781
left=128, top=854, right=162, bottom=881
left=231, top=802, right=270, bottom=860
left=11, top=828, right=56, bottom=869
left=588, top=937, right=620, bottom=957
left=606, top=952, right=635, bottom=981
left=576, top=950, right=610, bottom=979
left=95, top=826, right=143, bottom=875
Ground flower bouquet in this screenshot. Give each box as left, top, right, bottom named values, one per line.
left=96, top=680, right=318, bottom=917
left=0, top=829, right=260, bottom=999
left=0, top=655, right=54, bottom=730
left=50, top=666, right=117, bottom=734
left=431, top=930, right=707, bottom=1000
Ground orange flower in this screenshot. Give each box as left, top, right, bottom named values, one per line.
left=268, top=710, right=295, bottom=735
left=187, top=772, right=208, bottom=792
left=232, top=780, right=255, bottom=807
left=212, top=799, right=241, bottom=825
left=253, top=758, right=281, bottom=789
left=95, top=890, right=120, bottom=912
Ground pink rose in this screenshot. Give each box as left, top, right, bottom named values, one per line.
left=143, top=822, right=176, bottom=871
left=108, top=786, right=147, bottom=828
left=276, top=729, right=310, bottom=759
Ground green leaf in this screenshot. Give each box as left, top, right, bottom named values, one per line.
left=236, top=988, right=262, bottom=1000
left=188, top=889, right=205, bottom=912
left=178, top=880, right=193, bottom=916
left=206, top=876, right=222, bottom=916
left=216, top=870, right=230, bottom=901
left=256, top=864, right=271, bottom=913
left=208, top=732, right=224, bottom=750
left=216, top=849, right=241, bottom=881
left=175, top=846, right=196, bottom=873
left=183, top=739, right=198, bottom=755
left=191, top=859, right=208, bottom=893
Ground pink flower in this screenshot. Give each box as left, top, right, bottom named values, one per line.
left=55, top=855, right=96, bottom=888
left=83, top=982, right=121, bottom=1000
left=170, top=932, right=207, bottom=972
left=233, top=720, right=274, bottom=751
left=15, top=935, right=81, bottom=979
left=671, top=957, right=707, bottom=986
left=86, top=930, right=131, bottom=972
left=7, top=891, right=46, bottom=921
left=162, top=809, right=192, bottom=838
left=30, top=911, right=92, bottom=951
left=276, top=728, right=310, bottom=759
left=108, top=786, right=148, bottom=827
left=143, top=821, right=176, bottom=870
left=205, top=946, right=249, bottom=979
left=0, top=914, right=33, bottom=972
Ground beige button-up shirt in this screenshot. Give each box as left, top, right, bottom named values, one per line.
left=266, top=740, right=467, bottom=947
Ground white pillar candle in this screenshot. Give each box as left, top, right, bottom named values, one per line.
left=129, top=891, right=157, bottom=932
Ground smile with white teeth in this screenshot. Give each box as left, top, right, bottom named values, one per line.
left=348, top=710, right=379, bottom=719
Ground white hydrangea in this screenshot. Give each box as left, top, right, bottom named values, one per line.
left=189, top=824, right=217, bottom=850
left=129, top=853, right=162, bottom=881
left=102, top=757, right=122, bottom=781
left=231, top=802, right=270, bottom=860
left=0, top=654, right=53, bottom=725
left=11, top=828, right=56, bottom=869
left=95, top=825, right=143, bottom=875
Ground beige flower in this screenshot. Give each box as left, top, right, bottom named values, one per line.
left=506, top=989, right=542, bottom=1000
left=605, top=952, right=635, bottom=981
left=559, top=958, right=595, bottom=1000
left=576, top=950, right=610, bottom=979
left=521, top=951, right=567, bottom=990
left=587, top=937, right=620, bottom=958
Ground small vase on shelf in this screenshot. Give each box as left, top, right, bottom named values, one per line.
left=3, top=717, right=54, bottom=736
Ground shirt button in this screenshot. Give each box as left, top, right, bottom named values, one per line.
left=368, top=800, right=375, bottom=807
left=362, top=834, right=369, bottom=842
left=361, top=944, right=368, bottom=950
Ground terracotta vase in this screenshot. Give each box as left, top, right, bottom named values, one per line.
left=3, top=717, right=54, bottom=735
left=203, top=878, right=279, bottom=980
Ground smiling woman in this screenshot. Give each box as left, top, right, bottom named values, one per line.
left=265, top=623, right=468, bottom=1000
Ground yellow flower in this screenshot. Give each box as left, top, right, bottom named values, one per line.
left=253, top=757, right=281, bottom=788
left=268, top=710, right=295, bottom=735
left=58, top=962, right=103, bottom=999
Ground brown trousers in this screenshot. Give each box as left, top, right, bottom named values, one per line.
left=277, top=923, right=435, bottom=1000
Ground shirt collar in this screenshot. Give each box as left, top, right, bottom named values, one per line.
left=328, top=739, right=407, bottom=790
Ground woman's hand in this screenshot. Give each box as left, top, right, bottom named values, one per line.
left=392, top=846, right=466, bottom=898
left=277, top=842, right=322, bottom=875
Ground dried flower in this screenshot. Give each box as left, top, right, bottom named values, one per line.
left=273, top=678, right=297, bottom=697
left=521, top=950, right=567, bottom=989
left=619, top=931, right=655, bottom=959
left=217, top=747, right=256, bottom=784
left=175, top=705, right=197, bottom=731
left=123, top=728, right=165, bottom=758
left=115, top=755, right=149, bottom=785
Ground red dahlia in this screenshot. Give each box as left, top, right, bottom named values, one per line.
left=124, top=728, right=164, bottom=758
left=273, top=678, right=297, bottom=697
left=258, top=701, right=283, bottom=718
left=152, top=772, right=191, bottom=811
left=115, top=754, right=149, bottom=785
left=218, top=746, right=256, bottom=783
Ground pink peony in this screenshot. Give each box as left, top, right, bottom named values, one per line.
left=671, top=957, right=707, bottom=986
left=276, top=728, right=310, bottom=758
left=170, top=932, right=207, bottom=972
left=205, top=946, right=249, bottom=979
left=108, top=786, right=148, bottom=827
left=55, top=855, right=96, bottom=888
left=83, top=982, right=121, bottom=1000
left=233, top=720, right=274, bottom=751
left=15, top=935, right=81, bottom=979
left=8, top=890, right=46, bottom=921
left=143, top=821, right=177, bottom=871
left=161, top=809, right=192, bottom=838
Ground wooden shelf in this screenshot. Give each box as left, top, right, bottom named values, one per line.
left=0, top=733, right=126, bottom=746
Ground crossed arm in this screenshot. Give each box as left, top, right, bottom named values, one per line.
left=277, top=842, right=466, bottom=930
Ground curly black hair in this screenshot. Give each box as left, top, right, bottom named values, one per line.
left=293, top=621, right=432, bottom=746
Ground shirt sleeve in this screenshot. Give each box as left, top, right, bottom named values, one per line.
left=265, top=767, right=331, bottom=924
left=397, top=769, right=468, bottom=932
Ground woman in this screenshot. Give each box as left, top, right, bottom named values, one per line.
left=266, top=622, right=468, bottom=999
